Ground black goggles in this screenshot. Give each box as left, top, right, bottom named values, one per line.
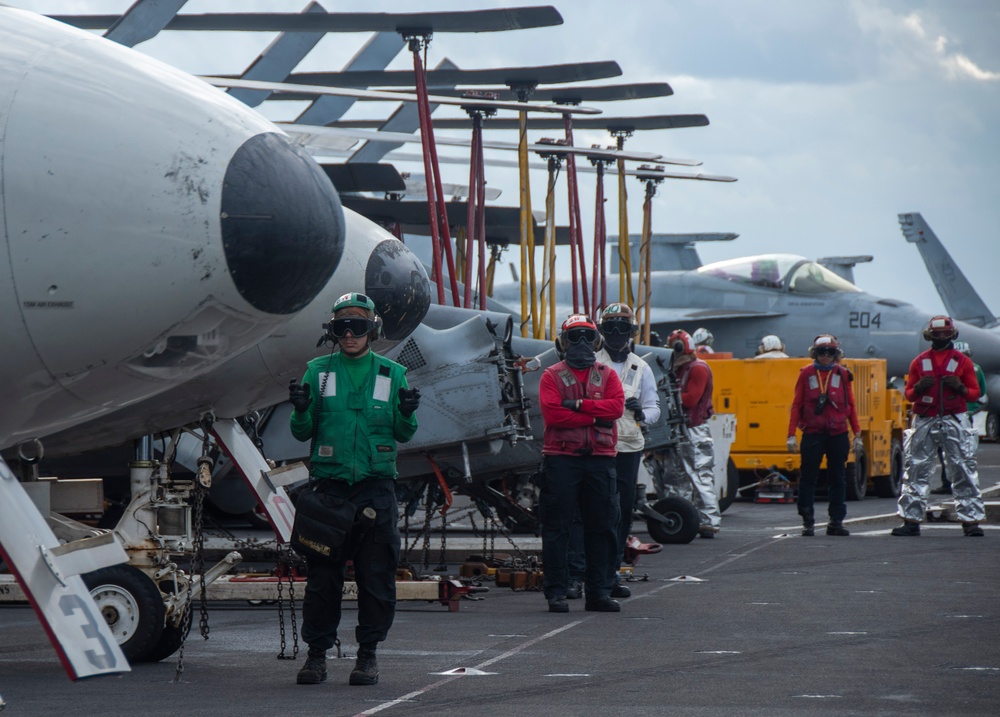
left=565, top=327, right=598, bottom=344
left=331, top=317, right=374, bottom=338
left=814, top=346, right=838, bottom=357
left=601, top=319, right=633, bottom=335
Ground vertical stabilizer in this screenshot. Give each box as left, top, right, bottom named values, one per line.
left=899, top=213, right=997, bottom=328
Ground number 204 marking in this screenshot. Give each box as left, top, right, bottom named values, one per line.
left=849, top=311, right=881, bottom=328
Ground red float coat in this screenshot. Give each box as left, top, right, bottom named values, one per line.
left=676, top=358, right=714, bottom=428
left=539, top=361, right=624, bottom=456
left=905, top=348, right=980, bottom=417
left=788, top=363, right=861, bottom=437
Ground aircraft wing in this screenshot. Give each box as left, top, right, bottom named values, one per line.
left=646, top=307, right=786, bottom=324
left=0, top=459, right=130, bottom=680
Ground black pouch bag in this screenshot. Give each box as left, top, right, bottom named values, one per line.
left=290, top=484, right=359, bottom=562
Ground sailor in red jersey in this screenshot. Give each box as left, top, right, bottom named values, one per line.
left=539, top=315, right=625, bottom=613
left=663, top=329, right=721, bottom=539
left=787, top=334, right=862, bottom=537
left=892, top=316, right=985, bottom=537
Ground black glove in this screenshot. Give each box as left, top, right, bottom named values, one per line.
left=561, top=399, right=580, bottom=412
left=943, top=375, right=966, bottom=393
left=914, top=375, right=935, bottom=393
left=625, top=396, right=645, bottom=422
left=288, top=380, right=312, bottom=414
left=594, top=418, right=614, bottom=429
left=398, top=387, right=421, bottom=417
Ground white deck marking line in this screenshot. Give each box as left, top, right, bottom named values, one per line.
left=352, top=621, right=583, bottom=717
left=354, top=535, right=789, bottom=716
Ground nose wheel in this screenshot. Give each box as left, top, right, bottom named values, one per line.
left=84, top=565, right=165, bottom=663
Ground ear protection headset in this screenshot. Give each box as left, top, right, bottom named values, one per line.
left=808, top=334, right=844, bottom=360
left=317, top=292, right=383, bottom=346
left=667, top=329, right=695, bottom=356
left=554, top=314, right=603, bottom=354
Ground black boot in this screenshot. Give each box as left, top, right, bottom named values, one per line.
left=801, top=510, right=815, bottom=537
left=891, top=521, right=921, bottom=536
left=826, top=522, right=850, bottom=536
left=296, top=647, right=328, bottom=685
left=349, top=644, right=379, bottom=685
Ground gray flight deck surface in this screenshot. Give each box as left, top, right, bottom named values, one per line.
left=3, top=446, right=1000, bottom=717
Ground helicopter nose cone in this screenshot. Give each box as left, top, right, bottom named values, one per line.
left=366, top=239, right=431, bottom=341
left=220, top=132, right=344, bottom=315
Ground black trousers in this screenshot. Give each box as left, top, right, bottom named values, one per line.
left=540, top=454, right=619, bottom=601
left=301, top=479, right=400, bottom=650
left=568, top=450, right=643, bottom=579
left=798, top=432, right=849, bottom=523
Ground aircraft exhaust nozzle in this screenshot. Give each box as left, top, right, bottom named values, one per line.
left=220, top=133, right=345, bottom=315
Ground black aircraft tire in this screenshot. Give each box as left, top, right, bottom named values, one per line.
left=143, top=624, right=186, bottom=663
left=84, top=565, right=165, bottom=663
left=719, top=458, right=739, bottom=513
left=874, top=439, right=904, bottom=498
left=845, top=447, right=868, bottom=501
left=646, top=497, right=701, bottom=544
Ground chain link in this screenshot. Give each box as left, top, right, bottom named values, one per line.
left=275, top=543, right=299, bottom=660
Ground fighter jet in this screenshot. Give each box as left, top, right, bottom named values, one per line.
left=492, top=237, right=1000, bottom=391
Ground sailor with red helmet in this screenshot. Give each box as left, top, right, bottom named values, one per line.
left=787, top=334, right=862, bottom=537
left=538, top=315, right=626, bottom=612
left=664, top=329, right=721, bottom=538
left=892, top=316, right=985, bottom=537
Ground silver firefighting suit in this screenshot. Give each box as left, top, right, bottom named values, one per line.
left=897, top=413, right=984, bottom=523
left=655, top=422, right=720, bottom=529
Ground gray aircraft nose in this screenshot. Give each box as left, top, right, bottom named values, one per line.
left=220, top=132, right=345, bottom=315
left=366, top=239, right=431, bottom=341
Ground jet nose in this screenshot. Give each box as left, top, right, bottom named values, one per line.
left=366, top=239, right=431, bottom=341
left=220, top=132, right=344, bottom=315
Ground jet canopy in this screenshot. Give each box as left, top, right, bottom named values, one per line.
left=696, top=254, right=861, bottom=294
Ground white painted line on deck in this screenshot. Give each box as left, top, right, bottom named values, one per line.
left=355, top=534, right=789, bottom=717
left=352, top=621, right=582, bottom=717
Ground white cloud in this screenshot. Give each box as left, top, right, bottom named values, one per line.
left=852, top=0, right=999, bottom=82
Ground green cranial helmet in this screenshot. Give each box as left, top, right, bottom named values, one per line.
left=332, top=291, right=376, bottom=316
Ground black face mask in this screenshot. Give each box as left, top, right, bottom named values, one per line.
left=565, top=341, right=597, bottom=369
left=931, top=338, right=953, bottom=351
left=603, top=337, right=631, bottom=362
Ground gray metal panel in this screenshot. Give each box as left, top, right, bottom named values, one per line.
left=227, top=1, right=327, bottom=108
left=296, top=32, right=405, bottom=125
left=347, top=57, right=457, bottom=164
left=817, top=255, right=874, bottom=284
left=52, top=8, right=564, bottom=33
left=380, top=114, right=710, bottom=132
left=283, top=61, right=622, bottom=88
left=102, top=0, right=188, bottom=47
left=391, top=82, right=674, bottom=103
left=609, top=233, right=740, bottom=272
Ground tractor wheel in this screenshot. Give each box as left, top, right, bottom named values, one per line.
left=646, top=496, right=700, bottom=544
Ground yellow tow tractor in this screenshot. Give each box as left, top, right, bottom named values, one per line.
left=708, top=357, right=907, bottom=502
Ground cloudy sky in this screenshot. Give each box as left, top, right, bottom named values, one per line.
left=21, top=0, right=1000, bottom=317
